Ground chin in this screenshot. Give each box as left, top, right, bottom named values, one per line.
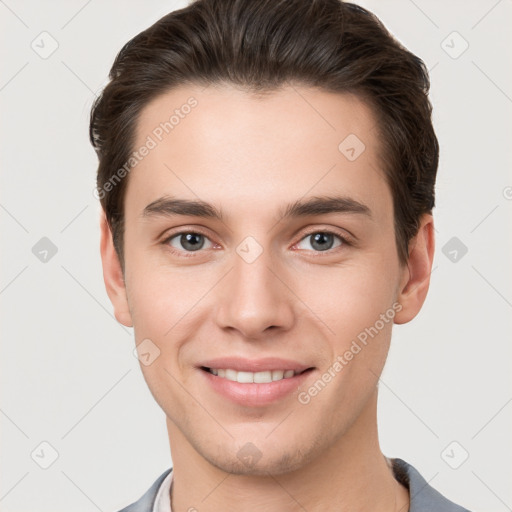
left=208, top=453, right=306, bottom=477
left=202, top=436, right=322, bottom=477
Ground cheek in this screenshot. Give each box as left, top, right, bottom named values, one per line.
left=296, top=267, right=397, bottom=412
left=125, top=262, right=217, bottom=387
left=298, top=259, right=399, bottom=341
left=125, top=276, right=167, bottom=338
left=124, top=248, right=204, bottom=335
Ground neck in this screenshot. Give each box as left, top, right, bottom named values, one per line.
left=167, top=390, right=409, bottom=512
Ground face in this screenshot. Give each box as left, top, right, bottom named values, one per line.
left=101, top=83, right=432, bottom=476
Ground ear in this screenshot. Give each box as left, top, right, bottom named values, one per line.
left=99, top=210, right=133, bottom=327
left=394, top=214, right=435, bottom=325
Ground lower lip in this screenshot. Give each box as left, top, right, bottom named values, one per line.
left=200, top=368, right=314, bottom=407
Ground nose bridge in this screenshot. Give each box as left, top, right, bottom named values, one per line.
left=215, top=241, right=294, bottom=338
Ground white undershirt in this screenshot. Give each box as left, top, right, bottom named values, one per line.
left=153, top=470, right=173, bottom=512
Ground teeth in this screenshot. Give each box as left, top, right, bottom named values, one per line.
left=225, top=369, right=237, bottom=381
left=237, top=371, right=253, bottom=383
left=271, top=370, right=284, bottom=381
left=207, top=368, right=300, bottom=383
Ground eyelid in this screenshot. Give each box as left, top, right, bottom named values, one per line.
left=297, top=224, right=354, bottom=242
left=160, top=225, right=215, bottom=242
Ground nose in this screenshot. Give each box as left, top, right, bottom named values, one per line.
left=214, top=246, right=295, bottom=340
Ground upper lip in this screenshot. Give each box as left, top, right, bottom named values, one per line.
left=199, top=357, right=313, bottom=373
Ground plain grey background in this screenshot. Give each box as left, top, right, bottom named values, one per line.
left=1, top=1, right=511, bottom=511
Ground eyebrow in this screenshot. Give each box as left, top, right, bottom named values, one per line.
left=141, top=195, right=372, bottom=222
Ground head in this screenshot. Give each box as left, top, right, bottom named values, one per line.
left=91, top=0, right=437, bottom=475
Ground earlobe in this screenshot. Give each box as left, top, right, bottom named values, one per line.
left=394, top=214, right=435, bottom=325
left=99, top=211, right=133, bottom=327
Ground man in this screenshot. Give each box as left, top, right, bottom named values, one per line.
left=90, top=0, right=472, bottom=510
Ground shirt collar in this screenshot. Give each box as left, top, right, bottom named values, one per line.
left=151, top=457, right=469, bottom=512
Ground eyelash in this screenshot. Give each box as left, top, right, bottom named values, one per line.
left=161, top=227, right=352, bottom=258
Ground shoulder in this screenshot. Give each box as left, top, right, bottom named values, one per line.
left=391, top=458, right=472, bottom=512
left=115, top=467, right=173, bottom=512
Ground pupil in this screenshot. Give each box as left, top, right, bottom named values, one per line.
left=181, top=233, right=204, bottom=251
left=311, top=233, right=333, bottom=251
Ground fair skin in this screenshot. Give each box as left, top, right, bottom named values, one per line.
left=100, top=83, right=434, bottom=511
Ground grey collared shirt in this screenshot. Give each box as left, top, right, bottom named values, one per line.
left=117, top=457, right=472, bottom=512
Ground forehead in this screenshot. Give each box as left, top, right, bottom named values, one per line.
left=126, top=83, right=391, bottom=222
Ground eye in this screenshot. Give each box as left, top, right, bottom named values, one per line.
left=295, top=231, right=347, bottom=252
left=164, top=231, right=214, bottom=252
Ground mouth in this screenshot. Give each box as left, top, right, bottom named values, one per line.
left=198, top=360, right=316, bottom=407
left=200, top=366, right=313, bottom=383
left=199, top=365, right=315, bottom=408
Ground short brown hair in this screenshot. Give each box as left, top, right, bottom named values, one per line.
left=90, top=0, right=438, bottom=268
